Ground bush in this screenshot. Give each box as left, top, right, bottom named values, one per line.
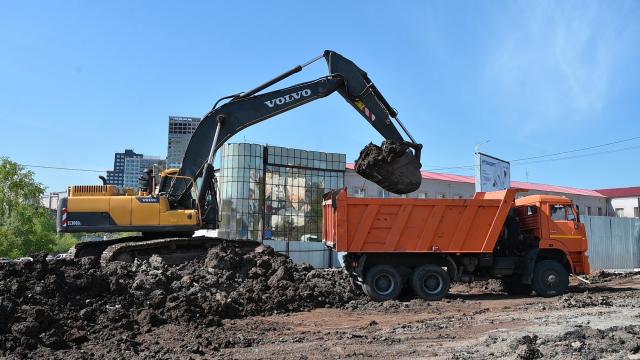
left=53, top=234, right=79, bottom=254
left=0, top=157, right=64, bottom=258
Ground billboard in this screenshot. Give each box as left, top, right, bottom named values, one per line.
left=475, top=153, right=510, bottom=192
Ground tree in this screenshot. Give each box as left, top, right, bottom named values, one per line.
left=0, top=157, right=75, bottom=258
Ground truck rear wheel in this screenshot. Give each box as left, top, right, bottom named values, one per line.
left=532, top=260, right=569, bottom=297
left=411, top=265, right=450, bottom=301
left=363, top=265, right=402, bottom=302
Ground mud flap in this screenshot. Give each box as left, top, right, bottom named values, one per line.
left=355, top=141, right=422, bottom=194
left=521, top=248, right=539, bottom=285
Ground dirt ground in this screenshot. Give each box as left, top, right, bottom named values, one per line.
left=50, top=274, right=638, bottom=359
left=2, top=245, right=639, bottom=359
left=206, top=275, right=640, bottom=359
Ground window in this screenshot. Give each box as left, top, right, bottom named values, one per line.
left=436, top=193, right=446, bottom=199
left=354, top=188, right=366, bottom=198
left=417, top=192, right=427, bottom=199
left=635, top=207, right=639, bottom=218
left=587, top=206, right=591, bottom=216
left=615, top=208, right=624, bottom=217
left=551, top=205, right=565, bottom=221
left=378, top=190, right=390, bottom=198
left=527, top=206, right=538, bottom=215
left=551, top=205, right=575, bottom=221
left=597, top=207, right=603, bottom=216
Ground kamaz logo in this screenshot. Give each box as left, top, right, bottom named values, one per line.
left=264, top=89, right=312, bottom=108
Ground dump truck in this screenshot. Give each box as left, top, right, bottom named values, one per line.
left=323, top=188, right=590, bottom=301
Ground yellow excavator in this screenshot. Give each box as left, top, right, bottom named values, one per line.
left=57, top=50, right=423, bottom=265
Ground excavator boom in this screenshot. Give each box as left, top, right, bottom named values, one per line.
left=170, top=50, right=422, bottom=224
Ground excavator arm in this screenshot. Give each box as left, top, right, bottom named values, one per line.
left=169, top=50, right=423, bottom=226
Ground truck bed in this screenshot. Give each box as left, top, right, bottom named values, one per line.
left=323, top=188, right=521, bottom=253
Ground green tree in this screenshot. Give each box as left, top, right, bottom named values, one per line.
left=0, top=157, right=75, bottom=258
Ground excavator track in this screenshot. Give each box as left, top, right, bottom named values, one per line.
left=99, top=236, right=260, bottom=267
left=70, top=236, right=147, bottom=259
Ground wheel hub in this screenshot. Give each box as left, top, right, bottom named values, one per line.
left=423, top=274, right=443, bottom=294
left=373, top=274, right=394, bottom=295
left=545, top=271, right=559, bottom=287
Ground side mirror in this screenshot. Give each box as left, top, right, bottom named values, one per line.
left=575, top=205, right=581, bottom=224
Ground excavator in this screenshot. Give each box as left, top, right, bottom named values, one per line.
left=57, top=50, right=423, bottom=265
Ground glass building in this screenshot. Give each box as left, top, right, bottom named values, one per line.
left=218, top=143, right=346, bottom=241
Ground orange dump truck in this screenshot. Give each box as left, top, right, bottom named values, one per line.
left=322, top=188, right=590, bottom=301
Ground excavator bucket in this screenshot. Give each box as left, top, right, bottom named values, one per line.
left=355, top=141, right=422, bottom=194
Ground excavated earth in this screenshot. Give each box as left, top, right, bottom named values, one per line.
left=1, top=244, right=639, bottom=359
left=355, top=140, right=422, bottom=194
left=0, top=243, right=361, bottom=359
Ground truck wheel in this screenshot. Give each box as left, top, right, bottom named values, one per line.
left=532, top=260, right=569, bottom=297
left=502, top=279, right=533, bottom=296
left=411, top=265, right=450, bottom=301
left=363, top=265, right=402, bottom=302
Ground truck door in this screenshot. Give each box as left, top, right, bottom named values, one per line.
left=548, top=204, right=581, bottom=241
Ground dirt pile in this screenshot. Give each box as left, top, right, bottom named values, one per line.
left=538, top=325, right=640, bottom=359
left=460, top=324, right=640, bottom=359
left=450, top=279, right=505, bottom=295
left=586, top=269, right=640, bottom=283
left=0, top=243, right=362, bottom=358
left=558, top=292, right=613, bottom=308
left=355, top=140, right=422, bottom=194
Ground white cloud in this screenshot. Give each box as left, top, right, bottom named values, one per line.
left=484, top=1, right=637, bottom=130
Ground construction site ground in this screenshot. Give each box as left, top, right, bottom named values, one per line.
left=1, top=245, right=639, bottom=359
left=208, top=276, right=640, bottom=359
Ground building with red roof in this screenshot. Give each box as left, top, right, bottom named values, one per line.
left=595, top=187, right=640, bottom=218
left=345, top=164, right=609, bottom=216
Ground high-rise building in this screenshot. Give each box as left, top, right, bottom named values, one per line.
left=123, top=156, right=165, bottom=189
left=106, top=149, right=164, bottom=189
left=167, top=116, right=201, bottom=169
left=106, top=149, right=141, bottom=187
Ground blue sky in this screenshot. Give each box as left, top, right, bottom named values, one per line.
left=1, top=1, right=639, bottom=192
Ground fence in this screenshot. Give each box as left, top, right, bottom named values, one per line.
left=582, top=215, right=640, bottom=271
left=265, top=216, right=640, bottom=271
left=263, top=239, right=341, bottom=269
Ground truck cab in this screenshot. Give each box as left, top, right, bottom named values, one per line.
left=515, top=195, right=590, bottom=275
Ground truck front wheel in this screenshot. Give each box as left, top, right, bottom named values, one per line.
left=532, top=260, right=569, bottom=297
left=411, top=264, right=450, bottom=301
left=363, top=265, right=402, bottom=302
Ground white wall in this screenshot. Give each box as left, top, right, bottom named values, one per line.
left=609, top=197, right=640, bottom=218
left=345, top=170, right=475, bottom=199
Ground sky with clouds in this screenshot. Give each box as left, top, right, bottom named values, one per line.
left=1, top=1, right=639, bottom=192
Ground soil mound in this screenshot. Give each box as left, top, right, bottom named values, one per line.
left=0, top=243, right=362, bottom=357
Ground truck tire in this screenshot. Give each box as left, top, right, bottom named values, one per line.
left=411, top=265, right=450, bottom=301
left=532, top=260, right=569, bottom=297
left=363, top=265, right=402, bottom=302
left=501, top=279, right=533, bottom=296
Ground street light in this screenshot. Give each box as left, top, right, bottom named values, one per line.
left=474, top=140, right=491, bottom=154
